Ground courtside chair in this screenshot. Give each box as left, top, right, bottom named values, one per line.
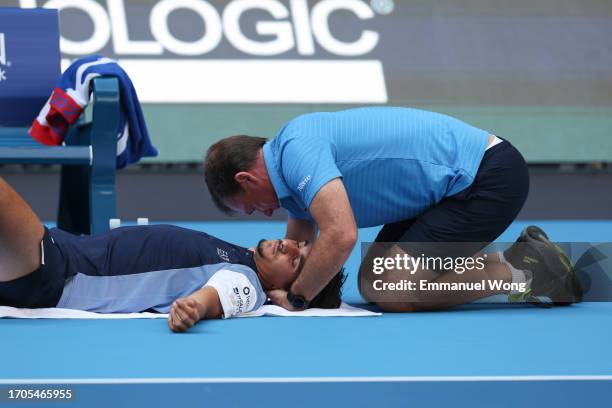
left=0, top=7, right=118, bottom=235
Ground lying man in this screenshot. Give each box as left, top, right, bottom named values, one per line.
left=0, top=177, right=344, bottom=333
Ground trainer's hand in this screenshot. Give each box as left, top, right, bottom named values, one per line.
left=267, top=289, right=299, bottom=312
left=168, top=297, right=201, bottom=333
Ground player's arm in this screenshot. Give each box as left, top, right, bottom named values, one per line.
left=168, top=286, right=223, bottom=333
left=285, top=217, right=316, bottom=243
left=283, top=178, right=357, bottom=306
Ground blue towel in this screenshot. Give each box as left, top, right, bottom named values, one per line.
left=30, top=55, right=158, bottom=169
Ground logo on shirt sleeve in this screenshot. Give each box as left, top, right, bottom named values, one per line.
left=231, top=283, right=253, bottom=314
left=207, top=269, right=259, bottom=317
left=217, top=247, right=230, bottom=262
left=297, top=175, right=311, bottom=191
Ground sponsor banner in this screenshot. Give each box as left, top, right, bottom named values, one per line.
left=24, top=0, right=392, bottom=104
left=6, top=0, right=611, bottom=106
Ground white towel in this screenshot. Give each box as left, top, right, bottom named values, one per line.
left=240, top=303, right=381, bottom=318
left=0, top=303, right=380, bottom=320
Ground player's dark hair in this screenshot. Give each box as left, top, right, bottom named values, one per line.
left=309, top=268, right=347, bottom=309
left=204, top=135, right=267, bottom=214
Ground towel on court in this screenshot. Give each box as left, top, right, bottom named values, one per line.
left=29, top=55, right=158, bottom=169
left=0, top=303, right=381, bottom=319
left=239, top=302, right=381, bottom=318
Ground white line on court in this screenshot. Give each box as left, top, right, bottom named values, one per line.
left=1, top=376, right=612, bottom=384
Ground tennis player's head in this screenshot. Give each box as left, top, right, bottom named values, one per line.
left=253, top=238, right=345, bottom=309
left=204, top=135, right=279, bottom=217
left=254, top=239, right=311, bottom=290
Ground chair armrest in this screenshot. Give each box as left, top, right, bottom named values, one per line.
left=86, top=77, right=119, bottom=234
left=89, top=77, right=120, bottom=170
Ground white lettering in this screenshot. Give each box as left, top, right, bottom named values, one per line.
left=383, top=256, right=395, bottom=271
left=224, top=0, right=294, bottom=56
left=290, top=0, right=315, bottom=55
left=297, top=175, right=311, bottom=191
left=20, top=0, right=389, bottom=103
left=488, top=280, right=503, bottom=291
left=409, top=254, right=421, bottom=273
left=372, top=279, right=414, bottom=291
left=488, top=280, right=527, bottom=293
left=311, top=0, right=379, bottom=56
left=24, top=0, right=384, bottom=57
left=372, top=257, right=384, bottom=274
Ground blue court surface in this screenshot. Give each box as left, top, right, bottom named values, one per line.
left=1, top=220, right=612, bottom=408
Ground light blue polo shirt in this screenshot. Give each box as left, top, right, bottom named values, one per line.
left=263, top=107, right=489, bottom=228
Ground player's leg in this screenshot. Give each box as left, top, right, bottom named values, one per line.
left=0, top=177, right=45, bottom=282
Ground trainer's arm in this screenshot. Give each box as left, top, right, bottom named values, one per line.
left=288, top=178, right=357, bottom=303
left=168, top=286, right=223, bottom=333
left=285, top=218, right=316, bottom=243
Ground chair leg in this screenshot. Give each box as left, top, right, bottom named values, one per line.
left=57, top=165, right=90, bottom=235
left=88, top=163, right=116, bottom=235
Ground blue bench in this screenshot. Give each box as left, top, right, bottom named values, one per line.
left=0, top=77, right=119, bottom=235
left=0, top=8, right=117, bottom=234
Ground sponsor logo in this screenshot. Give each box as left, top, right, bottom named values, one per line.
left=217, top=247, right=230, bottom=262
left=21, top=0, right=390, bottom=57
left=19, top=0, right=391, bottom=103
left=232, top=285, right=252, bottom=313
left=297, top=175, right=311, bottom=191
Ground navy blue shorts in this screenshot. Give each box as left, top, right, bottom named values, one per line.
left=373, top=139, right=529, bottom=256
left=0, top=228, right=66, bottom=308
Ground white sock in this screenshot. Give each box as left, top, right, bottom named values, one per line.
left=498, top=251, right=533, bottom=295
